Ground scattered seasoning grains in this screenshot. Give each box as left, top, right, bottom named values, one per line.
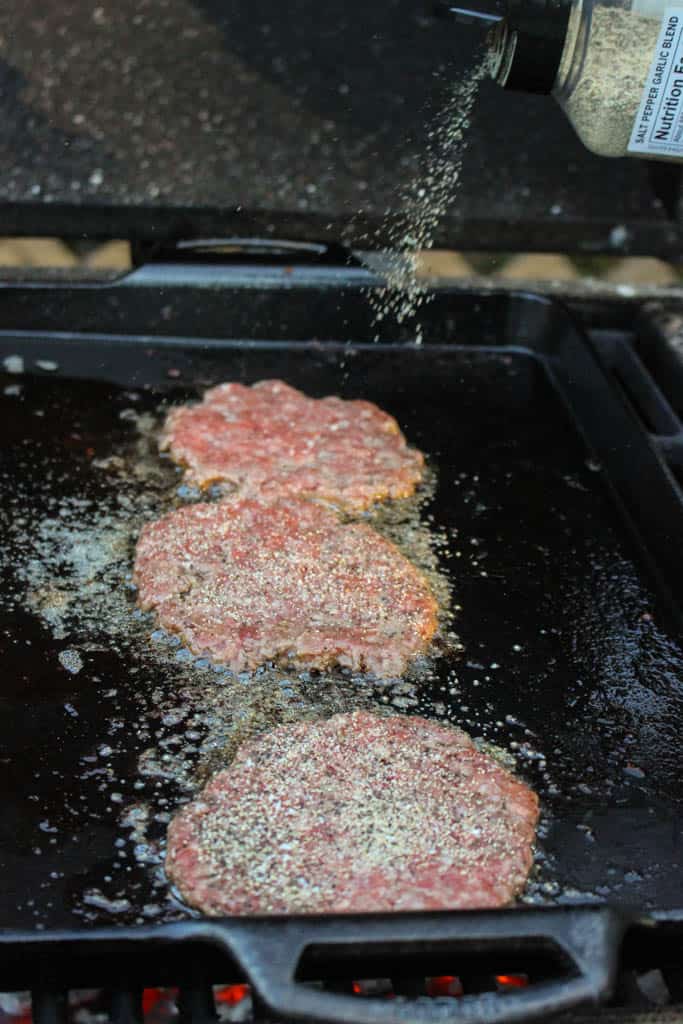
left=367, top=59, right=489, bottom=338
left=3, top=355, right=24, bottom=374
left=1, top=388, right=456, bottom=920
left=58, top=649, right=84, bottom=674
left=165, top=711, right=540, bottom=915
left=133, top=498, right=439, bottom=677
left=160, top=379, right=425, bottom=512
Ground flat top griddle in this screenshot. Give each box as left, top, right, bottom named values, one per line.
left=1, top=283, right=682, bottom=940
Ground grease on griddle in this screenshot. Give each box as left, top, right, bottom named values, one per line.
left=4, top=371, right=675, bottom=924
left=1, top=395, right=470, bottom=922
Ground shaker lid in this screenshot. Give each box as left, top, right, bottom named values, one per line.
left=438, top=0, right=573, bottom=93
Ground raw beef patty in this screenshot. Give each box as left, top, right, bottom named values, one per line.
left=161, top=380, right=425, bottom=512
left=133, top=499, right=438, bottom=676
left=166, top=711, right=540, bottom=915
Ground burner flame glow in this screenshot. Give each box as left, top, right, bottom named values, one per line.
left=426, top=975, right=464, bottom=997
left=215, top=984, right=250, bottom=1005
left=495, top=974, right=529, bottom=989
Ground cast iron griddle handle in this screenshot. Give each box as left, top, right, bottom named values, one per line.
left=218, top=906, right=628, bottom=1024
left=0, top=909, right=630, bottom=1019
left=0, top=907, right=632, bottom=1021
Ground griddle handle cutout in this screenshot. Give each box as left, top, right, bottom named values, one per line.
left=131, top=236, right=363, bottom=269
left=221, top=907, right=629, bottom=1024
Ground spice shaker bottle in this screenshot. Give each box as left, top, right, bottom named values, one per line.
left=442, top=0, right=683, bottom=160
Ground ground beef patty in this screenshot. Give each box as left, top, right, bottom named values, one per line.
left=160, top=380, right=424, bottom=512
left=133, top=499, right=438, bottom=676
left=166, top=711, right=539, bottom=914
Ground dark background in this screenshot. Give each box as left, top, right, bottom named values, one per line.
left=0, top=0, right=680, bottom=254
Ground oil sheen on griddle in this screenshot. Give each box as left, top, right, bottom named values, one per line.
left=0, top=373, right=460, bottom=926
left=1, top=356, right=682, bottom=928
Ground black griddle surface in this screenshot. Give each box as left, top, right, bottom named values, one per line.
left=1, top=335, right=682, bottom=930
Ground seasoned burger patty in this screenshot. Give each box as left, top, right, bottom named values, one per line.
left=166, top=711, right=539, bottom=915
left=160, top=380, right=425, bottom=512
left=133, top=499, right=438, bottom=676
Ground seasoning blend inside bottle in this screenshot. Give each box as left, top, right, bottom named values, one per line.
left=444, top=0, right=683, bottom=160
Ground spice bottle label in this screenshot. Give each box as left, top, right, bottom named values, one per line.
left=628, top=7, right=683, bottom=157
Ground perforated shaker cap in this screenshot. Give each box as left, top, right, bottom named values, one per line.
left=501, top=0, right=574, bottom=92
left=438, top=0, right=573, bottom=94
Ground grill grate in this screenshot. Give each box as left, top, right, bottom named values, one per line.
left=4, top=971, right=683, bottom=1023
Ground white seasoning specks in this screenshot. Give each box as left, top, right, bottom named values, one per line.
left=367, top=58, right=489, bottom=339
left=3, top=355, right=24, bottom=374
left=58, top=648, right=84, bottom=674
left=165, top=711, right=539, bottom=915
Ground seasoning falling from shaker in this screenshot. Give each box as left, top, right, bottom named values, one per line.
left=366, top=56, right=490, bottom=342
